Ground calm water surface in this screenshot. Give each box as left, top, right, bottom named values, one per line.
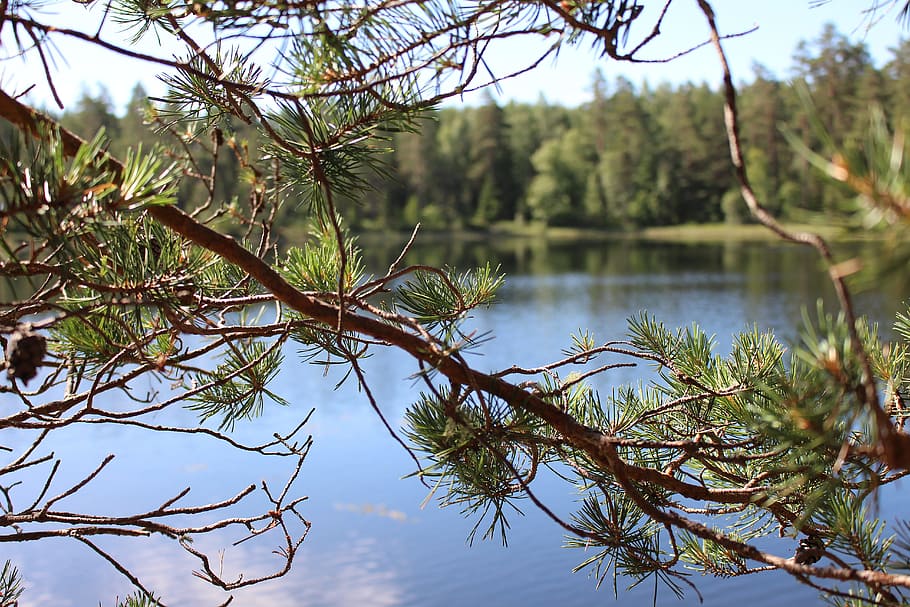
left=4, top=238, right=908, bottom=606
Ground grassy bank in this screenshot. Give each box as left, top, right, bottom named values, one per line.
left=287, top=221, right=863, bottom=247
left=368, top=221, right=856, bottom=243
left=632, top=222, right=853, bottom=242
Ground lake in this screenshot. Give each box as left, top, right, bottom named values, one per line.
left=4, top=236, right=908, bottom=606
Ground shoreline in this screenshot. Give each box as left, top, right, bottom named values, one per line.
left=348, top=222, right=861, bottom=245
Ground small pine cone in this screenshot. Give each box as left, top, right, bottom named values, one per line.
left=5, top=328, right=47, bottom=384
left=793, top=535, right=825, bottom=565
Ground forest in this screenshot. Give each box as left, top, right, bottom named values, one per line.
left=44, top=22, right=910, bottom=233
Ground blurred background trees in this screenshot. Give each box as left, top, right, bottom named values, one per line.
left=43, top=22, right=910, bottom=232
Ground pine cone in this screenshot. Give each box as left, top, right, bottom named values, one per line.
left=793, top=535, right=825, bottom=565
left=5, top=327, right=47, bottom=384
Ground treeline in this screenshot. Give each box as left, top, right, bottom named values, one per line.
left=40, top=24, right=910, bottom=231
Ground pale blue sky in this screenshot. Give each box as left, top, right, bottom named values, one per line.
left=4, top=0, right=908, bottom=113
left=478, top=0, right=908, bottom=105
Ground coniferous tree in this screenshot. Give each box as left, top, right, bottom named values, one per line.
left=467, top=93, right=514, bottom=225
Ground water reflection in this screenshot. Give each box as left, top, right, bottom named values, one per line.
left=5, top=238, right=908, bottom=606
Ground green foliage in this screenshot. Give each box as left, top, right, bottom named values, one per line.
left=263, top=95, right=420, bottom=217
left=69, top=217, right=208, bottom=299
left=525, top=129, right=594, bottom=225
left=0, top=561, right=22, bottom=607
left=52, top=304, right=166, bottom=367
left=158, top=45, right=268, bottom=134
left=290, top=321, right=367, bottom=369
left=281, top=223, right=370, bottom=367
left=281, top=223, right=365, bottom=293
left=110, top=592, right=162, bottom=607
left=812, top=493, right=909, bottom=607
left=394, top=262, right=503, bottom=338
left=188, top=339, right=288, bottom=430
left=566, top=493, right=684, bottom=598
left=198, top=254, right=265, bottom=299
left=404, top=387, right=542, bottom=544
left=0, top=126, right=203, bottom=374
left=817, top=492, right=892, bottom=570
left=896, top=308, right=910, bottom=343
left=891, top=520, right=910, bottom=572
left=679, top=531, right=750, bottom=578
left=47, top=214, right=212, bottom=368
left=117, top=145, right=180, bottom=209
left=0, top=128, right=177, bottom=237
left=108, top=0, right=173, bottom=43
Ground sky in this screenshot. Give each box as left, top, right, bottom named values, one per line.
left=479, top=0, right=908, bottom=104
left=2, top=0, right=908, bottom=113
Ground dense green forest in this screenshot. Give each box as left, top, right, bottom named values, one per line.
left=47, top=24, right=910, bottom=232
